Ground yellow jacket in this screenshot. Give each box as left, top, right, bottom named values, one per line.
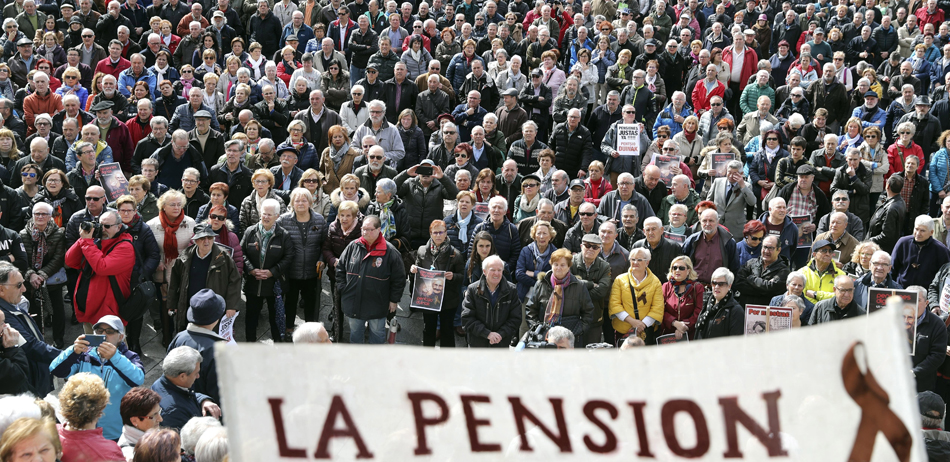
left=801, top=259, right=845, bottom=304
left=608, top=268, right=664, bottom=334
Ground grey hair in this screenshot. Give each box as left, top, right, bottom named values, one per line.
left=711, top=267, right=734, bottom=285
left=163, top=345, right=202, bottom=378
left=787, top=270, right=805, bottom=285
left=259, top=138, right=276, bottom=151
left=180, top=417, right=222, bottom=455
left=630, top=246, right=652, bottom=261
left=293, top=322, right=330, bottom=344
left=643, top=217, right=662, bottom=228
left=488, top=195, right=508, bottom=210
left=538, top=198, right=555, bottom=209
left=522, top=120, right=538, bottom=132
left=669, top=203, right=688, bottom=215
left=368, top=99, right=386, bottom=111
left=182, top=167, right=200, bottom=180
left=909, top=285, right=928, bottom=300
left=0, top=395, right=41, bottom=436
left=782, top=294, right=806, bottom=312
left=236, top=67, right=251, bottom=78
left=377, top=178, right=397, bottom=196
left=224, top=139, right=243, bottom=150
left=483, top=113, right=498, bottom=123
left=455, top=169, right=472, bottom=180
left=788, top=113, right=805, bottom=128
left=32, top=202, right=53, bottom=215
left=621, top=203, right=638, bottom=216
left=915, top=215, right=935, bottom=232
left=482, top=254, right=504, bottom=271
left=151, top=116, right=168, bottom=128
left=897, top=121, right=916, bottom=136
left=727, top=159, right=743, bottom=171
left=546, top=326, right=574, bottom=346
left=261, top=198, right=281, bottom=215
left=194, top=426, right=228, bottom=462
left=172, top=129, right=190, bottom=142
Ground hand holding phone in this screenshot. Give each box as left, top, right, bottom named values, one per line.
left=84, top=335, right=106, bottom=348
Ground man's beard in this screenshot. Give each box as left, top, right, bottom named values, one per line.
left=703, top=227, right=715, bottom=235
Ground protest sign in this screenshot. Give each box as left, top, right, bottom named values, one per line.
left=98, top=163, right=128, bottom=201
left=940, top=278, right=950, bottom=316
left=663, top=232, right=685, bottom=244
left=655, top=333, right=688, bottom=344
left=650, top=154, right=682, bottom=185
left=710, top=153, right=735, bottom=177
left=789, top=215, right=812, bottom=248
left=474, top=202, right=489, bottom=221
left=616, top=124, right=640, bottom=157
left=219, top=312, right=238, bottom=345
left=867, top=288, right=919, bottom=355
left=218, top=305, right=926, bottom=461
left=744, top=305, right=794, bottom=334
left=410, top=269, right=446, bottom=311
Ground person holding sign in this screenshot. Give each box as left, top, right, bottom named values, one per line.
left=853, top=250, right=900, bottom=310
left=600, top=104, right=649, bottom=185
left=411, top=220, right=465, bottom=347
left=704, top=159, right=754, bottom=237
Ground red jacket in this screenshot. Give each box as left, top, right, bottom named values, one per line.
left=661, top=281, right=704, bottom=339
left=65, top=232, right=135, bottom=324
left=95, top=116, right=135, bottom=173
left=886, top=141, right=925, bottom=179
left=916, top=7, right=945, bottom=31
left=691, top=78, right=726, bottom=113
left=125, top=115, right=152, bottom=148
left=276, top=61, right=300, bottom=86
left=94, top=57, right=131, bottom=79
left=23, top=90, right=64, bottom=135
left=721, top=45, right=758, bottom=92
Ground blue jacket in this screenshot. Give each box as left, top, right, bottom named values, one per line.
left=444, top=210, right=483, bottom=258
left=117, top=68, right=157, bottom=98
left=735, top=240, right=760, bottom=269
left=451, top=103, right=487, bottom=142
left=168, top=326, right=224, bottom=405
left=276, top=139, right=319, bottom=171
left=852, top=271, right=901, bottom=313
left=653, top=102, right=692, bottom=138
left=749, top=148, right=788, bottom=198
left=565, top=38, right=594, bottom=68
left=281, top=23, right=315, bottom=53
left=515, top=243, right=555, bottom=299
left=49, top=343, right=144, bottom=440
left=150, top=374, right=212, bottom=431
left=682, top=227, right=739, bottom=274
left=590, top=48, right=615, bottom=84
left=470, top=217, right=521, bottom=274
left=930, top=147, right=950, bottom=193
left=851, top=105, right=886, bottom=130
left=0, top=298, right=59, bottom=396
left=892, top=236, right=950, bottom=288
left=756, top=212, right=800, bottom=261
left=909, top=55, right=934, bottom=89
left=446, top=53, right=485, bottom=92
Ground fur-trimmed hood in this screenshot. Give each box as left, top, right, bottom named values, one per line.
left=330, top=187, right=371, bottom=209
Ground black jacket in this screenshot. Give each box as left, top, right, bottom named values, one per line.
left=695, top=291, right=744, bottom=340
left=829, top=163, right=873, bottom=225
left=413, top=241, right=466, bottom=313
left=548, top=122, right=596, bottom=178
left=776, top=181, right=832, bottom=222
left=182, top=188, right=209, bottom=220
left=634, top=175, right=669, bottom=217
left=868, top=194, right=907, bottom=252
left=335, top=237, right=407, bottom=320
left=808, top=297, right=865, bottom=324
left=276, top=210, right=327, bottom=281
left=894, top=171, right=930, bottom=233
left=461, top=276, right=522, bottom=348
left=0, top=225, right=27, bottom=273
left=394, top=171, right=459, bottom=245
left=188, top=128, right=226, bottom=173
left=240, top=223, right=294, bottom=297
left=913, top=310, right=948, bottom=393
left=524, top=272, right=595, bottom=348
left=19, top=220, right=65, bottom=283
left=364, top=196, right=411, bottom=253
left=167, top=243, right=242, bottom=315
left=123, top=216, right=160, bottom=289
left=631, top=237, right=684, bottom=284
left=734, top=256, right=791, bottom=307
left=0, top=184, right=25, bottom=231
left=208, top=162, right=253, bottom=209
left=131, top=133, right=171, bottom=174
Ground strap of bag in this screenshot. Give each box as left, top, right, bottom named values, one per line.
left=626, top=274, right=640, bottom=320
left=96, top=238, right=136, bottom=306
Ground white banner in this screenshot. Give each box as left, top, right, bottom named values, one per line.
left=216, top=306, right=926, bottom=461
left=616, top=124, right=640, bottom=157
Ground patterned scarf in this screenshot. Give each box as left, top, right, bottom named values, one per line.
left=49, top=193, right=67, bottom=227
left=257, top=221, right=275, bottom=267
left=544, top=272, right=571, bottom=324
left=329, top=141, right=350, bottom=171
left=159, top=210, right=184, bottom=264
left=378, top=199, right=396, bottom=239
left=30, top=225, right=46, bottom=270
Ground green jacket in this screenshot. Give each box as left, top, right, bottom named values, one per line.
left=739, top=83, right=776, bottom=115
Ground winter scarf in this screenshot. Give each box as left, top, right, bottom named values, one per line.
left=159, top=211, right=185, bottom=263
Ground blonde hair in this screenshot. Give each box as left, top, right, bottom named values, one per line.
left=0, top=418, right=61, bottom=461
left=157, top=189, right=186, bottom=211
left=530, top=220, right=557, bottom=241
left=666, top=255, right=699, bottom=281
left=59, top=373, right=110, bottom=428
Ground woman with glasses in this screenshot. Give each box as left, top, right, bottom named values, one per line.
left=747, top=129, right=788, bottom=203
left=515, top=218, right=557, bottom=300
left=735, top=220, right=766, bottom=268
left=194, top=49, right=222, bottom=83
left=513, top=173, right=543, bottom=222
left=203, top=202, right=244, bottom=273
left=55, top=67, right=89, bottom=108
left=640, top=124, right=672, bottom=176
left=36, top=31, right=65, bottom=69
left=220, top=83, right=252, bottom=132
left=694, top=267, right=743, bottom=339
left=147, top=190, right=196, bottom=344
left=172, top=65, right=200, bottom=100
left=860, top=126, right=889, bottom=207
left=195, top=182, right=240, bottom=234
left=33, top=169, right=81, bottom=227
left=113, top=195, right=160, bottom=353
left=298, top=169, right=332, bottom=216
left=320, top=60, right=350, bottom=112
left=15, top=162, right=41, bottom=204
left=322, top=200, right=363, bottom=341
left=0, top=63, right=14, bottom=102
left=240, top=169, right=287, bottom=231
left=34, top=59, right=60, bottom=92
left=843, top=240, right=879, bottom=279
left=0, top=19, right=24, bottom=61
left=444, top=142, right=478, bottom=183
left=277, top=187, right=328, bottom=341
left=661, top=256, right=703, bottom=340
left=120, top=175, right=160, bottom=223
left=411, top=219, right=465, bottom=347
left=602, top=105, right=650, bottom=185
left=887, top=121, right=924, bottom=177
left=318, top=124, right=358, bottom=193
left=20, top=202, right=66, bottom=348
left=117, top=388, right=164, bottom=461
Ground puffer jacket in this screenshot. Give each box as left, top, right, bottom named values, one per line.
left=829, top=163, right=873, bottom=225
left=734, top=256, right=791, bottom=307
left=808, top=296, right=864, bottom=324
left=321, top=214, right=363, bottom=266
left=398, top=124, right=427, bottom=169
left=444, top=211, right=483, bottom=257
left=241, top=223, right=294, bottom=297
left=694, top=290, right=744, bottom=339
left=167, top=243, right=242, bottom=318
left=548, top=122, right=596, bottom=178
left=446, top=52, right=485, bottom=92
left=121, top=216, right=160, bottom=288
left=524, top=271, right=595, bottom=348
left=394, top=171, right=460, bottom=245
left=335, top=236, right=407, bottom=320
left=515, top=242, right=555, bottom=300
left=364, top=196, right=411, bottom=253
left=413, top=240, right=466, bottom=313
left=239, top=190, right=287, bottom=231
left=571, top=252, right=612, bottom=331
left=608, top=268, right=664, bottom=338
left=20, top=220, right=66, bottom=283
left=461, top=275, right=521, bottom=348
left=276, top=210, right=327, bottom=280
left=470, top=217, right=522, bottom=273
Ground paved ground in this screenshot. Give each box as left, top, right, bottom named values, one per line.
left=49, top=274, right=467, bottom=393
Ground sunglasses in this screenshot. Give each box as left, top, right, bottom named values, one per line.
left=210, top=214, right=227, bottom=220
left=711, top=281, right=729, bottom=287
left=710, top=102, right=722, bottom=106
left=303, top=178, right=322, bottom=184
left=833, top=197, right=849, bottom=201
left=93, top=327, right=118, bottom=335
left=662, top=148, right=676, bottom=152
left=182, top=69, right=193, bottom=73
left=672, top=265, right=688, bottom=271
left=101, top=223, right=118, bottom=229
left=443, top=130, right=456, bottom=134
left=82, top=34, right=93, bottom=38
left=367, top=155, right=384, bottom=159
left=582, top=242, right=601, bottom=249
left=900, top=131, right=912, bottom=135
left=85, top=196, right=103, bottom=201
left=578, top=212, right=596, bottom=217
left=21, top=172, right=36, bottom=178
left=766, top=137, right=779, bottom=141
left=747, top=235, right=762, bottom=241
left=65, top=75, right=78, bottom=80
left=522, top=182, right=539, bottom=188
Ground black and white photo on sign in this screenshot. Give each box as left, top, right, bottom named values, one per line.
left=651, top=153, right=683, bottom=185
left=867, top=288, right=918, bottom=356
left=710, top=153, right=735, bottom=177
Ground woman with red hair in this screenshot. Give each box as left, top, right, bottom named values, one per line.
left=735, top=220, right=766, bottom=268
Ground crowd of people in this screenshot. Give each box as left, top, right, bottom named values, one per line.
left=5, top=0, right=950, bottom=456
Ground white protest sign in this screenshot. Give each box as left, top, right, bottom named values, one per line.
left=217, top=306, right=925, bottom=461
left=617, top=123, right=640, bottom=157
left=941, top=277, right=950, bottom=316
left=219, top=312, right=239, bottom=345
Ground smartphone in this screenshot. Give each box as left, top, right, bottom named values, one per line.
left=85, top=335, right=105, bottom=347
left=417, top=165, right=433, bottom=176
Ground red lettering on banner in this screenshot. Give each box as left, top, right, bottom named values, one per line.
left=461, top=395, right=502, bottom=452
left=268, top=398, right=307, bottom=458
left=407, top=392, right=450, bottom=455
left=661, top=400, right=710, bottom=458
left=719, top=391, right=787, bottom=457
left=629, top=401, right=656, bottom=458
left=508, top=397, right=573, bottom=453
left=582, top=400, right=618, bottom=453
left=313, top=395, right=374, bottom=459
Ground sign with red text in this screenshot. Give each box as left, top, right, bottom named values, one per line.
left=744, top=305, right=793, bottom=335
left=867, top=288, right=919, bottom=355
left=216, top=306, right=926, bottom=461
left=410, top=269, right=446, bottom=312
left=616, top=124, right=640, bottom=157
left=98, top=163, right=128, bottom=201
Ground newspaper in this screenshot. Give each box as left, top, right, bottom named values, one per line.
left=98, top=163, right=128, bottom=201
left=650, top=154, right=683, bottom=185
left=710, top=153, right=735, bottom=177
left=219, top=312, right=239, bottom=345
left=410, top=269, right=446, bottom=312
left=744, top=305, right=794, bottom=334
left=790, top=215, right=812, bottom=248
left=867, top=287, right=918, bottom=355
left=616, top=123, right=640, bottom=157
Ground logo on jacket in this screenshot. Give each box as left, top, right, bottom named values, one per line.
left=374, top=257, right=382, bottom=268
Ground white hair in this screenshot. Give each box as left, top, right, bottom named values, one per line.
left=915, top=214, right=935, bottom=232
left=711, top=267, right=734, bottom=285
left=163, top=345, right=201, bottom=378
left=630, top=246, right=652, bottom=261
left=194, top=426, right=229, bottom=462
left=643, top=217, right=662, bottom=228
left=546, top=326, right=574, bottom=346
left=0, top=395, right=42, bottom=436
left=293, top=322, right=330, bottom=344
left=32, top=202, right=53, bottom=215
left=488, top=195, right=507, bottom=210
left=482, top=254, right=504, bottom=271
left=261, top=198, right=281, bottom=215
left=180, top=417, right=222, bottom=456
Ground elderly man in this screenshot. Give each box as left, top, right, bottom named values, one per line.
left=543, top=169, right=570, bottom=204
left=816, top=190, right=866, bottom=239
left=740, top=70, right=777, bottom=115
left=0, top=261, right=59, bottom=397
left=451, top=90, right=487, bottom=143
left=548, top=108, right=595, bottom=179
left=352, top=99, right=405, bottom=168
left=168, top=288, right=234, bottom=405
left=290, top=90, right=343, bottom=156
left=705, top=159, right=755, bottom=237
left=801, top=238, right=846, bottom=304
left=734, top=235, right=790, bottom=306
left=117, top=53, right=156, bottom=98
left=934, top=195, right=950, bottom=245
left=65, top=135, right=108, bottom=201
left=394, top=159, right=459, bottom=247
left=150, top=345, right=221, bottom=429
left=815, top=211, right=860, bottom=264
left=495, top=88, right=528, bottom=146
left=777, top=164, right=831, bottom=263
left=634, top=165, right=668, bottom=215
left=92, top=100, right=135, bottom=173
left=868, top=174, right=908, bottom=251
left=891, top=215, right=950, bottom=288
left=22, top=72, right=63, bottom=136
left=597, top=172, right=655, bottom=224
left=354, top=143, right=397, bottom=200
left=416, top=74, right=451, bottom=137
left=853, top=249, right=900, bottom=310
left=563, top=202, right=603, bottom=253
left=903, top=285, right=949, bottom=394
left=617, top=204, right=645, bottom=249
left=805, top=63, right=850, bottom=132
left=517, top=198, right=569, bottom=247
left=632, top=216, right=683, bottom=284
left=9, top=137, right=65, bottom=189
left=683, top=209, right=739, bottom=282
left=170, top=87, right=220, bottom=133
left=809, top=134, right=846, bottom=195
left=553, top=178, right=586, bottom=226
left=757, top=197, right=799, bottom=261
left=336, top=215, right=407, bottom=344
left=568, top=233, right=612, bottom=346
left=292, top=322, right=333, bottom=344
left=808, top=274, right=863, bottom=324
left=96, top=39, right=132, bottom=79
left=131, top=117, right=170, bottom=174
left=150, top=129, right=208, bottom=190
left=736, top=95, right=779, bottom=145
left=657, top=175, right=700, bottom=227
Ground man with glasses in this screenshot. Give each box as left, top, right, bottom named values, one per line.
left=10, top=137, right=64, bottom=189
left=683, top=208, right=739, bottom=283
left=208, top=140, right=253, bottom=207
left=0, top=260, right=60, bottom=396
left=734, top=235, right=790, bottom=306
left=563, top=201, right=604, bottom=253
left=73, top=28, right=108, bottom=69
left=631, top=216, right=682, bottom=284
left=602, top=104, right=649, bottom=182
left=808, top=273, right=862, bottom=324
left=354, top=143, right=397, bottom=200
left=150, top=129, right=208, bottom=190
left=774, top=85, right=808, bottom=123
left=801, top=239, right=846, bottom=304
left=896, top=95, right=942, bottom=155
left=892, top=215, right=950, bottom=289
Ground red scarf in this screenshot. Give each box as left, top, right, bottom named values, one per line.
left=159, top=211, right=185, bottom=262
left=684, top=130, right=696, bottom=142
left=358, top=234, right=388, bottom=259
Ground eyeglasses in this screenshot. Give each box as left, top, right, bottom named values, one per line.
left=64, top=75, right=78, bottom=80
left=710, top=281, right=729, bottom=287
left=762, top=246, right=777, bottom=251
left=623, top=110, right=634, bottom=114
left=443, top=130, right=456, bottom=134
left=33, top=212, right=50, bottom=217
left=253, top=179, right=269, bottom=185
left=1, top=281, right=23, bottom=289
left=766, top=137, right=779, bottom=141
left=101, top=222, right=119, bottom=230
left=21, top=172, right=36, bottom=178
left=431, top=230, right=446, bottom=236
left=631, top=258, right=647, bottom=263
left=46, top=178, right=61, bottom=183
left=82, top=34, right=93, bottom=38
left=662, top=147, right=676, bottom=152
left=835, top=287, right=854, bottom=293
left=352, top=92, right=363, bottom=96
left=900, top=131, right=912, bottom=135
left=871, top=261, right=891, bottom=267
left=710, top=102, right=722, bottom=106
left=578, top=212, right=596, bottom=217
left=94, top=327, right=119, bottom=335
left=671, top=265, right=688, bottom=271
left=815, top=248, right=834, bottom=254
left=747, top=235, right=762, bottom=241
left=522, top=182, right=539, bottom=188
left=833, top=197, right=850, bottom=201
left=791, top=93, right=802, bottom=97
left=582, top=243, right=601, bottom=249
left=414, top=24, right=422, bottom=28
left=456, top=153, right=468, bottom=158
left=657, top=134, right=669, bottom=138
left=866, top=135, right=878, bottom=139
left=85, top=196, right=103, bottom=201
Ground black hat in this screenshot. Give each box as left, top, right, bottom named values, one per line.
left=796, top=164, right=817, bottom=176
left=502, top=88, right=519, bottom=97
left=522, top=173, right=541, bottom=184
left=811, top=239, right=834, bottom=251
left=864, top=90, right=879, bottom=99
left=187, top=289, right=226, bottom=325
left=915, top=95, right=932, bottom=106
left=192, top=223, right=217, bottom=239
left=90, top=100, right=115, bottom=112
left=644, top=38, right=658, bottom=46
left=69, top=16, right=82, bottom=25
left=530, top=68, right=543, bottom=77
left=919, top=391, right=945, bottom=420
left=276, top=146, right=298, bottom=157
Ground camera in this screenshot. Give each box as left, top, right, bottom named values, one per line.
left=515, top=323, right=556, bottom=350
left=80, top=221, right=102, bottom=239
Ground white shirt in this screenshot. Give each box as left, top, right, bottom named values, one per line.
left=731, top=46, right=744, bottom=83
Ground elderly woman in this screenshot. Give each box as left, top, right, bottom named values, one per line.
left=277, top=187, right=327, bottom=340
left=748, top=129, right=788, bottom=201
left=119, top=175, right=159, bottom=223
left=298, top=169, right=332, bottom=216
left=201, top=72, right=227, bottom=117
left=117, top=388, right=163, bottom=460
left=20, top=202, right=66, bottom=348
left=15, top=162, right=41, bottom=205
left=843, top=240, right=880, bottom=279
left=888, top=121, right=924, bottom=177
left=397, top=109, right=427, bottom=168
left=56, top=67, right=88, bottom=108
left=605, top=50, right=632, bottom=94
left=608, top=247, right=663, bottom=344
left=196, top=182, right=241, bottom=236
left=445, top=190, right=483, bottom=258
left=769, top=271, right=815, bottom=324
left=320, top=125, right=359, bottom=194
left=435, top=28, right=461, bottom=72
left=411, top=219, right=465, bottom=347
left=460, top=254, right=521, bottom=348
left=365, top=177, right=410, bottom=248
left=780, top=294, right=807, bottom=328
left=220, top=83, right=253, bottom=130
left=57, top=373, right=124, bottom=462
left=241, top=198, right=294, bottom=342
left=327, top=173, right=370, bottom=222
left=444, top=143, right=478, bottom=184
left=860, top=126, right=888, bottom=206
left=278, top=119, right=318, bottom=171
left=662, top=256, right=703, bottom=340
left=114, top=195, right=161, bottom=353
left=259, top=62, right=289, bottom=100
left=516, top=219, right=557, bottom=299
left=322, top=200, right=363, bottom=342
left=672, top=115, right=703, bottom=174
left=240, top=169, right=287, bottom=231
left=0, top=417, right=61, bottom=462
left=128, top=428, right=181, bottom=462
left=736, top=220, right=766, bottom=268
left=205, top=203, right=244, bottom=273
left=513, top=173, right=543, bottom=222
left=534, top=148, right=556, bottom=192
left=524, top=248, right=594, bottom=348
left=320, top=61, right=350, bottom=112
left=148, top=190, right=196, bottom=345
left=694, top=267, right=743, bottom=339
left=173, top=65, right=200, bottom=101
left=402, top=34, right=433, bottom=80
